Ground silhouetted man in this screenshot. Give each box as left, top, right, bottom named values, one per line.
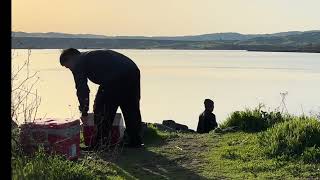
left=60, top=48, right=143, bottom=148
left=197, top=99, right=218, bottom=133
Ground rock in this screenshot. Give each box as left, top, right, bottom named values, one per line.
left=162, top=120, right=193, bottom=132
left=213, top=127, right=223, bottom=133
left=162, top=120, right=176, bottom=129
left=153, top=123, right=176, bottom=132
left=142, top=121, right=195, bottom=133
left=175, top=123, right=189, bottom=131
left=141, top=122, right=177, bottom=133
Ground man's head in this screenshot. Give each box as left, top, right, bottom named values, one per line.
left=204, top=99, right=214, bottom=112
left=59, top=48, right=81, bottom=70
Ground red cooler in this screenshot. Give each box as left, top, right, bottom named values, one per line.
left=20, top=118, right=81, bottom=160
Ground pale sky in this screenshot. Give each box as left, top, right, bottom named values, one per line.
left=12, top=0, right=320, bottom=36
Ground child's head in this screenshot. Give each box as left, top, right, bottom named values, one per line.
left=204, top=99, right=214, bottom=112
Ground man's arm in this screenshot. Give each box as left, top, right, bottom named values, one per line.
left=210, top=114, right=218, bottom=128
left=197, top=115, right=204, bottom=133
left=72, top=69, right=90, bottom=116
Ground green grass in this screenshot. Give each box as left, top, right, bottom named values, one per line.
left=259, top=117, right=320, bottom=162
left=12, top=147, right=133, bottom=180
left=142, top=123, right=178, bottom=145
left=221, top=105, right=289, bottom=132
left=203, top=132, right=320, bottom=179
left=12, top=115, right=320, bottom=179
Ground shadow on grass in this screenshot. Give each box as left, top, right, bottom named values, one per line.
left=99, top=147, right=208, bottom=180
left=96, top=126, right=208, bottom=179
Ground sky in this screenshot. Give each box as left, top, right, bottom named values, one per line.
left=12, top=0, right=320, bottom=36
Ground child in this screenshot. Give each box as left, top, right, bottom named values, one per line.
left=197, top=99, right=218, bottom=133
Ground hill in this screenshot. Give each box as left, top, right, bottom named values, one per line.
left=12, top=30, right=320, bottom=41
left=12, top=31, right=320, bottom=52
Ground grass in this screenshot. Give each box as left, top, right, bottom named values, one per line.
left=259, top=116, right=320, bottom=162
left=220, top=104, right=288, bottom=132
left=142, top=123, right=178, bottom=145
left=12, top=148, right=130, bottom=180
left=203, top=132, right=320, bottom=179
left=12, top=114, right=320, bottom=179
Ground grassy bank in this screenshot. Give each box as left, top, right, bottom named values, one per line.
left=12, top=109, right=320, bottom=179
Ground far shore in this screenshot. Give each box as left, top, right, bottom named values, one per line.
left=11, top=47, right=320, bottom=53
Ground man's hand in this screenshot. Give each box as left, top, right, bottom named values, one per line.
left=80, top=115, right=89, bottom=125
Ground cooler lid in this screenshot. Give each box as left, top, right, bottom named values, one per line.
left=20, top=118, right=80, bottom=129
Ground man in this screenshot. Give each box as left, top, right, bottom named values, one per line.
left=59, top=48, right=143, bottom=148
left=197, top=99, right=218, bottom=133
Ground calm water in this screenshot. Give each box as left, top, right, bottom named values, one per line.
left=12, top=49, right=320, bottom=130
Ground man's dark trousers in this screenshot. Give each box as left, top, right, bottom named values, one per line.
left=93, top=69, right=142, bottom=146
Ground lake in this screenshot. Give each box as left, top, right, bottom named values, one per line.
left=11, top=49, right=320, bottom=130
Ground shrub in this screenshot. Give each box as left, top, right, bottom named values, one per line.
left=259, top=117, right=320, bottom=161
left=221, top=105, right=286, bottom=132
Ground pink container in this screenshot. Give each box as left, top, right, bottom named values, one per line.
left=82, top=113, right=125, bottom=146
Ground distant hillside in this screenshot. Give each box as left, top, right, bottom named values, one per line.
left=12, top=32, right=109, bottom=39
left=12, top=31, right=320, bottom=53
left=237, top=32, right=320, bottom=46
left=140, top=31, right=316, bottom=41
left=12, top=30, right=320, bottom=41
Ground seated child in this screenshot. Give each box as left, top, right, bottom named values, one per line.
left=197, top=99, right=218, bottom=133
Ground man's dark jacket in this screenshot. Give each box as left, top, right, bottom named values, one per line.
left=197, top=111, right=218, bottom=133
left=71, top=50, right=140, bottom=116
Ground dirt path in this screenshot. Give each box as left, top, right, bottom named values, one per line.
left=108, top=133, right=221, bottom=180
